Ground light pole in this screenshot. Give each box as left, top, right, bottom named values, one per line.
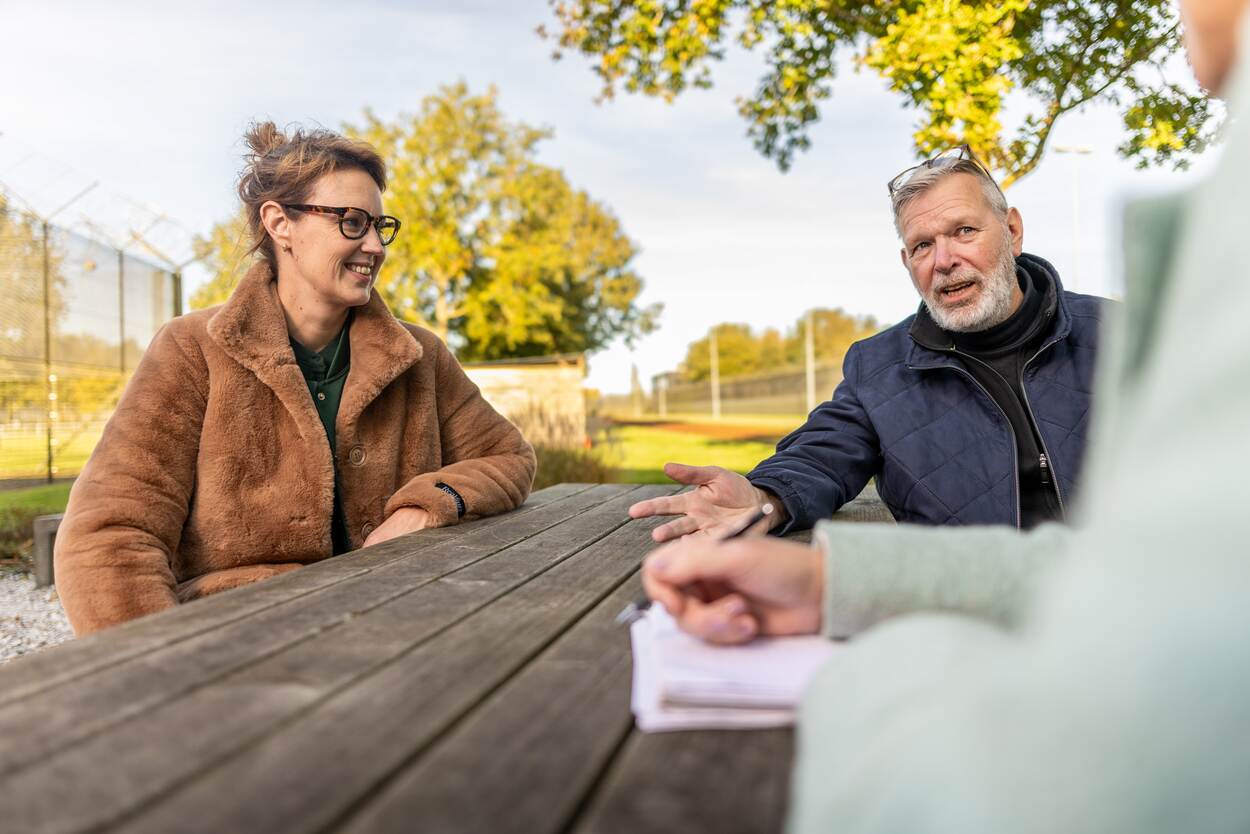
left=1053, top=145, right=1091, bottom=293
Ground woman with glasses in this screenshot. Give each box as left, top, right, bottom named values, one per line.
left=54, top=122, right=536, bottom=635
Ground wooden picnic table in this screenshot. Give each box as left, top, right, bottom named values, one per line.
left=0, top=482, right=892, bottom=834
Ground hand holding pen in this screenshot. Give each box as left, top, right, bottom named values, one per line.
left=630, top=511, right=826, bottom=644
left=616, top=503, right=775, bottom=626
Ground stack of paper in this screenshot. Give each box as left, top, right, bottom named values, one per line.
left=630, top=605, right=840, bottom=732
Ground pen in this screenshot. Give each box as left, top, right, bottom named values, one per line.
left=615, top=503, right=774, bottom=627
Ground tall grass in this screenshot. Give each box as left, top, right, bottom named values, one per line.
left=532, top=445, right=617, bottom=490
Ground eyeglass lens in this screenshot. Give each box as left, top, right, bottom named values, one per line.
left=340, top=209, right=399, bottom=245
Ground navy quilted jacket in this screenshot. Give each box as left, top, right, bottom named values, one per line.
left=747, top=254, right=1108, bottom=531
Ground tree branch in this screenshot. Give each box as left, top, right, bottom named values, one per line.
left=1003, top=15, right=1177, bottom=186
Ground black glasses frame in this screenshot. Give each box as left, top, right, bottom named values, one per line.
left=282, top=204, right=402, bottom=245
left=887, top=145, right=1001, bottom=197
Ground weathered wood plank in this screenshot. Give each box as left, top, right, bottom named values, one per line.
left=0, top=484, right=622, bottom=777
left=111, top=487, right=677, bottom=834
left=573, top=728, right=795, bottom=834
left=337, top=575, right=645, bottom=834
left=1, top=486, right=672, bottom=834
left=0, top=482, right=597, bottom=705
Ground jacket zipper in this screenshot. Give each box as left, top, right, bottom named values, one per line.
left=907, top=356, right=1023, bottom=529
left=1019, top=347, right=1067, bottom=517
left=950, top=347, right=1067, bottom=520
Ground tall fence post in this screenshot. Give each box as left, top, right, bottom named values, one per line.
left=41, top=220, right=54, bottom=483
left=34, top=181, right=97, bottom=482
left=118, top=248, right=126, bottom=372
left=805, top=309, right=817, bottom=413
left=709, top=326, right=721, bottom=419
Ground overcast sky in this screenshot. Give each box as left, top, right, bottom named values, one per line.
left=0, top=1, right=1219, bottom=393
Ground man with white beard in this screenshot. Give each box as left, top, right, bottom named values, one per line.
left=631, top=151, right=1112, bottom=538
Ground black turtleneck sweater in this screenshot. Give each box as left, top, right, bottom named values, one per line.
left=914, top=263, right=1064, bottom=528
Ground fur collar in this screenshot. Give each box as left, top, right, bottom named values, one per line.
left=207, top=261, right=422, bottom=439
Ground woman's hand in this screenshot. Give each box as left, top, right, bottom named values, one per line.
left=642, top=536, right=825, bottom=644
left=363, top=507, right=432, bottom=548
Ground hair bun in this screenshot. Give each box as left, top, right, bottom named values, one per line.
left=243, top=121, right=287, bottom=158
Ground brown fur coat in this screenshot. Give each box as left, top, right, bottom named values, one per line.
left=55, top=263, right=535, bottom=635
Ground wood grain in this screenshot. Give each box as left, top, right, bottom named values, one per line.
left=0, top=486, right=669, bottom=834
left=112, top=486, right=676, bottom=834
left=337, top=576, right=647, bottom=834
left=0, top=483, right=594, bottom=707
left=574, top=728, right=795, bottom=834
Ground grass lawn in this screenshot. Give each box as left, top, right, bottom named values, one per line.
left=0, top=483, right=73, bottom=513
left=0, top=427, right=100, bottom=480
left=595, top=415, right=800, bottom=484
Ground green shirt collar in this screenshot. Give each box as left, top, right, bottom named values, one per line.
left=291, top=312, right=352, bottom=384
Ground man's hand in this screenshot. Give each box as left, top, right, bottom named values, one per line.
left=628, top=462, right=786, bottom=542
left=642, top=536, right=824, bottom=644
left=363, top=507, right=432, bottom=548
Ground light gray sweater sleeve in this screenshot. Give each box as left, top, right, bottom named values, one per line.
left=813, top=520, right=1069, bottom=638
left=790, top=30, right=1250, bottom=831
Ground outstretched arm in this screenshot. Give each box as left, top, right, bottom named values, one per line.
left=628, top=462, right=785, bottom=542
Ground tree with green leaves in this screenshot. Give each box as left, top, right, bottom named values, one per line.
left=544, top=0, right=1219, bottom=185
left=783, top=307, right=881, bottom=365
left=681, top=323, right=771, bottom=380
left=192, top=83, right=659, bottom=360
left=188, top=207, right=251, bottom=309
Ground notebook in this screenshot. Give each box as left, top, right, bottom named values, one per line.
left=630, top=605, right=840, bottom=732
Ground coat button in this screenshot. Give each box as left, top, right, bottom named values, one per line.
left=361, top=522, right=376, bottom=540
left=349, top=446, right=366, bottom=466
left=317, top=392, right=326, bottom=401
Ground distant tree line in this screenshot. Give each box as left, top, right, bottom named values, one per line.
left=679, top=308, right=882, bottom=382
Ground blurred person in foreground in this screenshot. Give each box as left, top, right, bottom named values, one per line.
left=644, top=0, right=1250, bottom=829
left=631, top=156, right=1113, bottom=538
left=55, top=123, right=535, bottom=636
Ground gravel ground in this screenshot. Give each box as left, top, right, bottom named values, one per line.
left=0, top=571, right=73, bottom=663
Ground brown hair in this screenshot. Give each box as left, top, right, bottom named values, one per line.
left=237, top=121, right=388, bottom=269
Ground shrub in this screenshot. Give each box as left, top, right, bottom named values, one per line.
left=0, top=483, right=71, bottom=572
left=1, top=506, right=49, bottom=570
left=532, top=445, right=617, bottom=489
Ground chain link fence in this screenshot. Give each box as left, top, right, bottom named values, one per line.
left=1, top=139, right=189, bottom=484
left=655, top=363, right=844, bottom=416
left=605, top=360, right=846, bottom=419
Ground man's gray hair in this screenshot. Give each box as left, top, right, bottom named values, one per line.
left=891, top=159, right=1009, bottom=238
